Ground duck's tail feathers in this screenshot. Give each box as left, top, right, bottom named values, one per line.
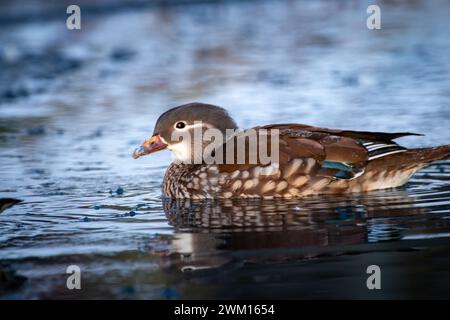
left=409, top=145, right=450, bottom=165
left=369, top=145, right=450, bottom=171
left=356, top=145, right=450, bottom=190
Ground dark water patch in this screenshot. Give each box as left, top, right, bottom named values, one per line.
left=0, top=265, right=27, bottom=294
left=110, top=48, right=136, bottom=62
left=0, top=198, right=23, bottom=213
left=26, top=126, right=46, bottom=136
left=0, top=51, right=84, bottom=104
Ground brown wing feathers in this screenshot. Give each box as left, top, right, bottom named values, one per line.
left=217, top=124, right=429, bottom=182
left=263, top=123, right=423, bottom=141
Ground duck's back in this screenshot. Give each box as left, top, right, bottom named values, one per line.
left=161, top=124, right=450, bottom=199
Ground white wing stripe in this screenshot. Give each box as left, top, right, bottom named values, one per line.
left=368, top=149, right=407, bottom=161
left=367, top=144, right=399, bottom=151
left=366, top=144, right=386, bottom=150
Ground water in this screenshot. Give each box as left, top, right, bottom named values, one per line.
left=1, top=0, right=450, bottom=299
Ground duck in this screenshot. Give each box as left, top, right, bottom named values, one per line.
left=133, top=102, right=450, bottom=199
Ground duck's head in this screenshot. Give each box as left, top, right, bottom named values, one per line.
left=133, top=102, right=238, bottom=163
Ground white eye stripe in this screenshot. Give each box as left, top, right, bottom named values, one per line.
left=174, top=121, right=187, bottom=130
left=174, top=121, right=214, bottom=131
left=175, top=121, right=186, bottom=129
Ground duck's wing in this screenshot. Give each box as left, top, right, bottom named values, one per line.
left=263, top=124, right=424, bottom=162
left=263, top=123, right=422, bottom=141
left=217, top=124, right=420, bottom=181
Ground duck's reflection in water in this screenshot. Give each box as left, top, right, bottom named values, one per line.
left=160, top=190, right=428, bottom=272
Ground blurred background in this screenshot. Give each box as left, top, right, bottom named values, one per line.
left=0, top=0, right=450, bottom=299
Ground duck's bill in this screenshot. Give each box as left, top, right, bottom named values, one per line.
left=132, top=134, right=168, bottom=159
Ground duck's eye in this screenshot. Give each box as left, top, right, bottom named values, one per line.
left=175, top=122, right=186, bottom=129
